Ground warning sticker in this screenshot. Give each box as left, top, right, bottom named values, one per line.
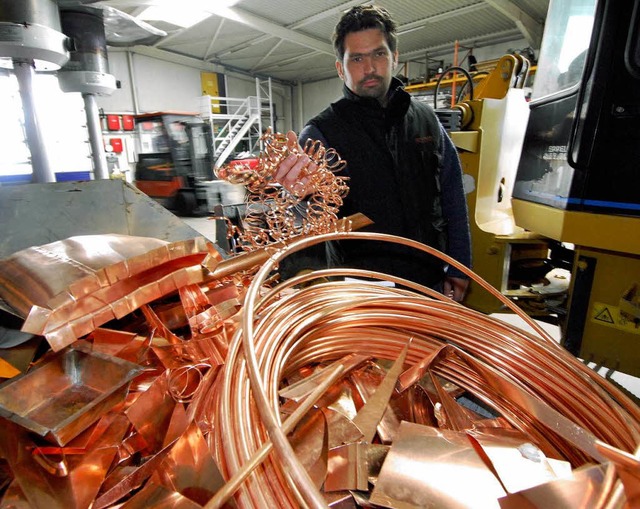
left=591, top=302, right=640, bottom=335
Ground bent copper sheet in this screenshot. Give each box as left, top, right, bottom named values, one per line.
left=149, top=421, right=226, bottom=505
left=0, top=413, right=128, bottom=509
left=370, top=421, right=506, bottom=509
left=27, top=262, right=209, bottom=352
left=289, top=407, right=327, bottom=489
left=497, top=463, right=607, bottom=508
left=351, top=343, right=408, bottom=444
left=119, top=482, right=203, bottom=509
left=125, top=372, right=177, bottom=453
left=0, top=235, right=210, bottom=351
left=0, top=235, right=166, bottom=316
left=0, top=235, right=207, bottom=317
left=325, top=442, right=368, bottom=492
left=0, top=342, right=142, bottom=446
left=350, top=361, right=401, bottom=444
left=468, top=428, right=571, bottom=493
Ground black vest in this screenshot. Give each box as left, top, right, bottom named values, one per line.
left=308, top=82, right=447, bottom=287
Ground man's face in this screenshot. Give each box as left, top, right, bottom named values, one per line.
left=336, top=28, right=398, bottom=105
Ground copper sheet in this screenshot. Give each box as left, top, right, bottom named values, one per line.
left=370, top=421, right=506, bottom=508
left=119, top=482, right=203, bottom=509
left=351, top=360, right=415, bottom=444
left=0, top=413, right=129, bottom=509
left=125, top=372, right=177, bottom=453
left=0, top=235, right=210, bottom=351
left=469, top=428, right=571, bottom=493
left=289, top=408, right=327, bottom=489
left=0, top=234, right=168, bottom=316
left=325, top=442, right=368, bottom=492
left=497, top=463, right=607, bottom=508
left=149, top=422, right=226, bottom=505
left=0, top=342, right=141, bottom=445
left=350, top=344, right=408, bottom=444
left=94, top=439, right=178, bottom=509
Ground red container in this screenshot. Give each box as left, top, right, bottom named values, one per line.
left=106, top=114, right=121, bottom=131
left=109, top=138, right=123, bottom=153
left=121, top=115, right=134, bottom=131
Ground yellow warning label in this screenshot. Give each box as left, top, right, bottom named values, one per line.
left=591, top=302, right=640, bottom=335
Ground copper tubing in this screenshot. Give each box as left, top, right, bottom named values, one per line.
left=205, top=363, right=345, bottom=509
left=206, top=230, right=640, bottom=508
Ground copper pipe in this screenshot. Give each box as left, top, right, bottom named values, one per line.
left=208, top=230, right=640, bottom=507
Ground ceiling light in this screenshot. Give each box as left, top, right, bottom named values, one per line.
left=137, top=0, right=241, bottom=29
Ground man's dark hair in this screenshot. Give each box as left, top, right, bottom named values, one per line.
left=332, top=5, right=398, bottom=61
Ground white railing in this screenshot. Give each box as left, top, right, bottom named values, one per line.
left=199, top=78, right=274, bottom=168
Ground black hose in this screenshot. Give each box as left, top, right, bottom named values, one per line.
left=457, top=71, right=489, bottom=102
left=433, top=65, right=474, bottom=109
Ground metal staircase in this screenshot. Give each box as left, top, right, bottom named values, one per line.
left=200, top=77, right=274, bottom=168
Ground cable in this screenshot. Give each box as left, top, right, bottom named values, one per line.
left=434, top=65, right=475, bottom=109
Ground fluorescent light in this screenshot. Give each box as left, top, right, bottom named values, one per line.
left=138, top=5, right=209, bottom=28
left=137, top=0, right=242, bottom=29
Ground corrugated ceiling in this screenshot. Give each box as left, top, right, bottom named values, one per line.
left=95, top=0, right=549, bottom=84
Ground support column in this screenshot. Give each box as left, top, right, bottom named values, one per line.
left=13, top=59, right=56, bottom=184
left=83, top=93, right=109, bottom=180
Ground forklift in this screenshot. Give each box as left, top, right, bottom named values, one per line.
left=133, top=112, right=215, bottom=216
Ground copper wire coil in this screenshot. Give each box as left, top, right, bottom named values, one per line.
left=216, top=130, right=348, bottom=254
left=202, top=231, right=640, bottom=509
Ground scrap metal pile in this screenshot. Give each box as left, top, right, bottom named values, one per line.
left=0, top=131, right=638, bottom=509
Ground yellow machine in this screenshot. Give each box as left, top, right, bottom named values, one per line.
left=408, top=0, right=640, bottom=377
left=408, top=55, right=552, bottom=316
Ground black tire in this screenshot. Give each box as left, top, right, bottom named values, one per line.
left=174, top=189, right=198, bottom=216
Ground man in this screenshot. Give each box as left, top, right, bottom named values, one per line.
left=276, top=5, right=471, bottom=301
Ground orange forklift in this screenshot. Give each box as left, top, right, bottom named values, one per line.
left=133, top=112, right=215, bottom=216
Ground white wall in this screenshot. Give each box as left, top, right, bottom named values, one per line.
left=98, top=48, right=291, bottom=133
left=295, top=76, right=343, bottom=131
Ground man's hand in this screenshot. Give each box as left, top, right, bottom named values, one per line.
left=443, top=276, right=469, bottom=302
left=274, top=131, right=319, bottom=195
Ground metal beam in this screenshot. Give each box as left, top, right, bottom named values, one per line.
left=211, top=0, right=363, bottom=60
left=203, top=6, right=333, bottom=55
left=483, top=0, right=543, bottom=48
left=397, top=2, right=489, bottom=34
left=204, top=18, right=225, bottom=61
left=400, top=28, right=523, bottom=60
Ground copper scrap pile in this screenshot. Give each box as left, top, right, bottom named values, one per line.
left=0, top=134, right=638, bottom=509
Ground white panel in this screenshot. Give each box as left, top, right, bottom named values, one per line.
left=134, top=54, right=202, bottom=113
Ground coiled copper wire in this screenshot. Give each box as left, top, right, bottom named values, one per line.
left=205, top=231, right=640, bottom=508
left=214, top=130, right=349, bottom=253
